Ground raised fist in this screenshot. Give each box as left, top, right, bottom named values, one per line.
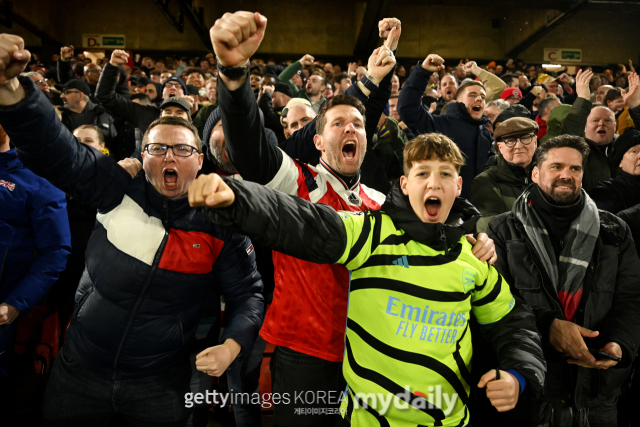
left=210, top=11, right=267, bottom=68
left=110, top=49, right=129, bottom=67
left=299, top=54, right=314, bottom=67
left=378, top=18, right=401, bottom=50
left=422, top=54, right=445, bottom=73
left=463, top=60, right=480, bottom=76
left=0, top=34, right=30, bottom=85
left=60, top=45, right=74, bottom=62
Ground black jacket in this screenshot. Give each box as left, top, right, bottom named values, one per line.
left=61, top=100, right=117, bottom=144
left=618, top=203, right=640, bottom=256
left=399, top=64, right=493, bottom=199
left=96, top=63, right=160, bottom=133
left=258, top=92, right=286, bottom=143
left=589, top=171, right=640, bottom=214
left=6, top=78, right=264, bottom=379
left=487, top=208, right=640, bottom=407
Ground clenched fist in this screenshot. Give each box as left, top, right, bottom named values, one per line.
left=195, top=339, right=242, bottom=377
left=422, top=54, right=444, bottom=73
left=110, top=49, right=129, bottom=68
left=210, top=11, right=267, bottom=68
left=299, top=54, right=315, bottom=68
left=378, top=18, right=401, bottom=50
left=188, top=173, right=236, bottom=208
left=0, top=34, right=30, bottom=86
left=60, top=45, right=74, bottom=62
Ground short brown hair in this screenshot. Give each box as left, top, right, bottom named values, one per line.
left=534, top=135, right=590, bottom=166
left=403, top=133, right=465, bottom=175
left=141, top=116, right=202, bottom=151
left=455, top=81, right=486, bottom=100
left=316, top=95, right=366, bottom=135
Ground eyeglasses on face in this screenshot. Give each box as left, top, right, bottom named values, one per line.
left=62, top=90, right=82, bottom=95
left=143, top=143, right=200, bottom=157
left=501, top=134, right=536, bottom=147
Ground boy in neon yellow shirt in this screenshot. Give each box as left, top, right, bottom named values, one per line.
left=191, top=133, right=545, bottom=426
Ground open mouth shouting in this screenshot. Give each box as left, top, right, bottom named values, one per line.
left=424, top=196, right=442, bottom=221
left=163, top=168, right=178, bottom=191
left=471, top=105, right=482, bottom=113
left=342, top=140, right=358, bottom=162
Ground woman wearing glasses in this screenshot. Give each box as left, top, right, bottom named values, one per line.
left=472, top=117, right=539, bottom=232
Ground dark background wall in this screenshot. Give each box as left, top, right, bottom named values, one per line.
left=6, top=0, right=640, bottom=65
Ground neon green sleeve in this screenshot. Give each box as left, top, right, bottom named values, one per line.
left=335, top=211, right=376, bottom=270
left=471, top=264, right=516, bottom=324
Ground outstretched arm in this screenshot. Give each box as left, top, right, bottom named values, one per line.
left=398, top=55, right=442, bottom=135
left=212, top=11, right=286, bottom=185
left=189, top=173, right=348, bottom=265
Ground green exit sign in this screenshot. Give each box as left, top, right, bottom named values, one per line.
left=562, top=50, right=581, bottom=61
left=83, top=34, right=126, bottom=49
left=102, top=37, right=125, bottom=47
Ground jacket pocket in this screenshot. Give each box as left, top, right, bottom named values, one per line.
left=506, top=241, right=541, bottom=291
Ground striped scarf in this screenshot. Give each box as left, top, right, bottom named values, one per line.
left=512, top=185, right=599, bottom=321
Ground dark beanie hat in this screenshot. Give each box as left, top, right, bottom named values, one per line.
left=274, top=82, right=294, bottom=98
left=202, top=107, right=221, bottom=150
left=494, top=104, right=530, bottom=126
left=161, top=76, right=188, bottom=96
left=612, top=129, right=640, bottom=170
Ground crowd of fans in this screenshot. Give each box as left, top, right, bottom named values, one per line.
left=1, top=9, right=640, bottom=427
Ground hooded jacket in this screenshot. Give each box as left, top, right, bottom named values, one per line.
left=206, top=177, right=546, bottom=426
left=399, top=64, right=493, bottom=199
left=3, top=78, right=264, bottom=379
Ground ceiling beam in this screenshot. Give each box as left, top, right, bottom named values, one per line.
left=506, top=0, right=590, bottom=59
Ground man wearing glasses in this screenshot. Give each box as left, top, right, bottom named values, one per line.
left=472, top=117, right=539, bottom=232
left=24, top=71, right=61, bottom=105
left=0, top=34, right=264, bottom=426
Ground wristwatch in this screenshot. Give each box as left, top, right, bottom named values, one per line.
left=360, top=74, right=379, bottom=92
left=216, top=58, right=249, bottom=80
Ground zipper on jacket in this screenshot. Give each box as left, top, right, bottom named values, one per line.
left=162, top=199, right=169, bottom=227
left=440, top=229, right=448, bottom=256
left=111, top=231, right=169, bottom=379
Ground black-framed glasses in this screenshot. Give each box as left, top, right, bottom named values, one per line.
left=144, top=143, right=200, bottom=157
left=501, top=134, right=536, bottom=147
left=35, top=79, right=48, bottom=85
left=62, top=90, right=82, bottom=95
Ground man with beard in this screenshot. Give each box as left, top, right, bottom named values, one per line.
left=96, top=49, right=188, bottom=133
left=57, top=78, right=117, bottom=147
left=399, top=55, right=495, bottom=199
left=487, top=135, right=640, bottom=427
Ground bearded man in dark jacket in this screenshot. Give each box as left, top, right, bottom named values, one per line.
left=487, top=135, right=640, bottom=427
